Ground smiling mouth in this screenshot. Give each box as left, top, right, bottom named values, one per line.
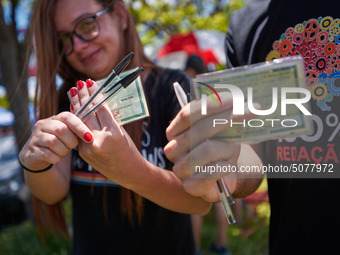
left=82, top=49, right=101, bottom=63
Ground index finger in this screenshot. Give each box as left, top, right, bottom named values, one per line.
left=166, top=93, right=234, bottom=141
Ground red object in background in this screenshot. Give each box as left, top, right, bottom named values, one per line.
left=156, top=30, right=225, bottom=66
left=200, top=50, right=219, bottom=66
left=158, top=32, right=199, bottom=56
left=28, top=65, right=36, bottom=76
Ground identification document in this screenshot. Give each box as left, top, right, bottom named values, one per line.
left=97, top=68, right=149, bottom=125
left=193, top=56, right=312, bottom=142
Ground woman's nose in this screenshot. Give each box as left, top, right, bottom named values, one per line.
left=72, top=35, right=89, bottom=53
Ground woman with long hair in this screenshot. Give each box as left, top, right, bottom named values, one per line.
left=19, top=0, right=211, bottom=254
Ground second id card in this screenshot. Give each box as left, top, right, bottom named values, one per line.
left=192, top=56, right=312, bottom=142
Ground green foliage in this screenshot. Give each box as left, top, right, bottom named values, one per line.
left=0, top=221, right=71, bottom=255
left=0, top=198, right=72, bottom=255
left=0, top=96, right=9, bottom=108
left=201, top=202, right=269, bottom=255
left=127, top=0, right=245, bottom=46
left=0, top=197, right=269, bottom=255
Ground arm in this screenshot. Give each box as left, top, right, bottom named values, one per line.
left=23, top=153, right=71, bottom=204
left=70, top=80, right=212, bottom=215
left=93, top=133, right=212, bottom=215
left=19, top=112, right=95, bottom=204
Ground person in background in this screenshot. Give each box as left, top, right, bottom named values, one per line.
left=19, top=0, right=213, bottom=254
left=184, top=54, right=231, bottom=255
left=165, top=0, right=340, bottom=254
left=225, top=1, right=340, bottom=254
left=184, top=55, right=207, bottom=78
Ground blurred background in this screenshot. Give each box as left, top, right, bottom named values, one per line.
left=0, top=0, right=269, bottom=254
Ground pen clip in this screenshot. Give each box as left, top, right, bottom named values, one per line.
left=105, top=67, right=144, bottom=94
left=113, top=52, right=135, bottom=76
left=101, top=52, right=135, bottom=90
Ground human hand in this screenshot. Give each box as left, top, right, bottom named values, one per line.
left=164, top=93, right=255, bottom=202
left=19, top=111, right=94, bottom=171
left=69, top=79, right=143, bottom=185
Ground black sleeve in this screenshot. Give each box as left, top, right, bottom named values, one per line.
left=225, top=22, right=238, bottom=69
left=225, top=0, right=272, bottom=68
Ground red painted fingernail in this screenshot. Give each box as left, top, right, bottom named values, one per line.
left=84, top=132, right=93, bottom=142
left=70, top=87, right=78, bottom=97
left=77, top=80, right=84, bottom=90
left=86, top=79, right=94, bottom=88
left=70, top=104, right=74, bottom=111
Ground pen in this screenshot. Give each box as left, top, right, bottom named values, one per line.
left=79, top=67, right=144, bottom=122
left=173, top=81, right=236, bottom=224
left=75, top=52, right=135, bottom=117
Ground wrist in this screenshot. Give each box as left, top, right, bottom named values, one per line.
left=18, top=158, right=53, bottom=173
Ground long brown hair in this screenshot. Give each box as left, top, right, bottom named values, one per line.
left=28, top=0, right=156, bottom=240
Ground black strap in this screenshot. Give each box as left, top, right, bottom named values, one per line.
left=18, top=158, right=53, bottom=173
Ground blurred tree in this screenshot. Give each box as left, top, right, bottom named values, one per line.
left=0, top=0, right=30, bottom=150
left=127, top=0, right=245, bottom=47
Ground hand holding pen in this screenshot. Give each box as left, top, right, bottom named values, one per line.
left=73, top=52, right=143, bottom=122
left=172, top=82, right=236, bottom=224
left=75, top=52, right=135, bottom=117
left=78, top=67, right=144, bottom=122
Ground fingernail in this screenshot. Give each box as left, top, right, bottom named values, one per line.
left=86, top=79, right=94, bottom=88
left=70, top=87, right=78, bottom=97
left=84, top=132, right=93, bottom=142
left=77, top=80, right=84, bottom=90
left=70, top=104, right=74, bottom=111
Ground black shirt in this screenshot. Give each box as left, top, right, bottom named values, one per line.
left=226, top=1, right=340, bottom=254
